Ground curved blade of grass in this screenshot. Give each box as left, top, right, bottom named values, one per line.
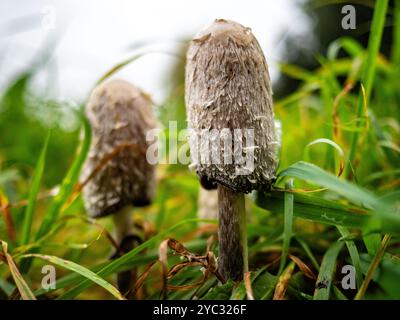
left=1, top=241, right=36, bottom=300
left=256, top=190, right=369, bottom=229
left=23, top=253, right=125, bottom=300
left=278, top=179, right=294, bottom=275
left=96, top=53, right=144, bottom=85
left=313, top=241, right=344, bottom=300
left=347, top=0, right=389, bottom=174
left=337, top=226, right=363, bottom=288
left=295, top=236, right=320, bottom=271
left=277, top=161, right=400, bottom=232
left=278, top=161, right=378, bottom=208
left=305, top=138, right=344, bottom=158
left=327, top=37, right=364, bottom=60
left=20, top=132, right=50, bottom=245
left=57, top=218, right=214, bottom=300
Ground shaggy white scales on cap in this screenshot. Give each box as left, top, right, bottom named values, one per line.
left=185, top=19, right=278, bottom=194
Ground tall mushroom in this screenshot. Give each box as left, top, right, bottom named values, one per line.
left=81, top=79, right=157, bottom=294
left=185, top=19, right=277, bottom=281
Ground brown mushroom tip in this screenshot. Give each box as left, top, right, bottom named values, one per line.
left=185, top=19, right=278, bottom=194
left=81, top=79, right=157, bottom=218
left=193, top=19, right=253, bottom=45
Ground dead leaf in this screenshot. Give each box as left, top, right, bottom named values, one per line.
left=273, top=262, right=295, bottom=300
left=244, top=271, right=254, bottom=300
left=289, top=254, right=316, bottom=280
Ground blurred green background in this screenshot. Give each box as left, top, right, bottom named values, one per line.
left=0, top=0, right=400, bottom=300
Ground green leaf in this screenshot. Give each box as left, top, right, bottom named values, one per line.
left=276, top=161, right=400, bottom=233
left=23, top=253, right=125, bottom=300
left=327, top=37, right=364, bottom=60
left=230, top=267, right=267, bottom=300
left=279, top=179, right=294, bottom=275
left=96, top=53, right=145, bottom=85
left=278, top=162, right=378, bottom=208
left=255, top=190, right=369, bottom=229
left=337, top=226, right=363, bottom=288
left=20, top=132, right=50, bottom=245
left=313, top=241, right=344, bottom=300
left=0, top=278, right=15, bottom=296
left=253, top=270, right=277, bottom=300
left=305, top=138, right=344, bottom=158
left=202, top=280, right=234, bottom=300
left=360, top=253, right=400, bottom=299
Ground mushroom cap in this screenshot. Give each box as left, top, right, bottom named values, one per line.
left=185, top=19, right=277, bottom=193
left=81, top=79, right=157, bottom=218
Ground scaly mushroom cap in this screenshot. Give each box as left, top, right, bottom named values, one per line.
left=81, top=79, right=157, bottom=218
left=185, top=19, right=277, bottom=193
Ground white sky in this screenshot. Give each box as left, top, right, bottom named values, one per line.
left=0, top=0, right=310, bottom=104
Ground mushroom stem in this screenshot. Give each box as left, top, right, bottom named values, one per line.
left=113, top=206, right=133, bottom=244
left=112, top=206, right=136, bottom=296
left=217, top=185, right=248, bottom=281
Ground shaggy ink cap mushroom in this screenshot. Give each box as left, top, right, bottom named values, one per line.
left=185, top=19, right=277, bottom=281
left=185, top=19, right=277, bottom=193
left=81, top=79, right=157, bottom=294
left=81, top=79, right=157, bottom=218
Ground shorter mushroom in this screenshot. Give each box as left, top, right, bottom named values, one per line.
left=81, top=79, right=157, bottom=295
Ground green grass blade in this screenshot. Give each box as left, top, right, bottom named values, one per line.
left=363, top=233, right=382, bottom=256
left=278, top=179, right=294, bottom=275
left=278, top=161, right=379, bottom=208
left=313, top=241, right=344, bottom=300
left=305, top=138, right=344, bottom=158
left=327, top=37, right=364, bottom=60
left=392, top=0, right=400, bottom=65
left=23, top=253, right=125, bottom=300
left=20, top=132, right=50, bottom=245
left=277, top=161, right=400, bottom=232
left=347, top=0, right=389, bottom=173
left=0, top=279, right=15, bottom=296
left=295, top=237, right=320, bottom=271
left=337, top=226, right=363, bottom=289
left=96, top=53, right=145, bottom=85
left=256, top=190, right=369, bottom=229
left=35, top=114, right=91, bottom=240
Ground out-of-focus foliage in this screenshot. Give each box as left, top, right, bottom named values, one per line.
left=0, top=0, right=399, bottom=300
